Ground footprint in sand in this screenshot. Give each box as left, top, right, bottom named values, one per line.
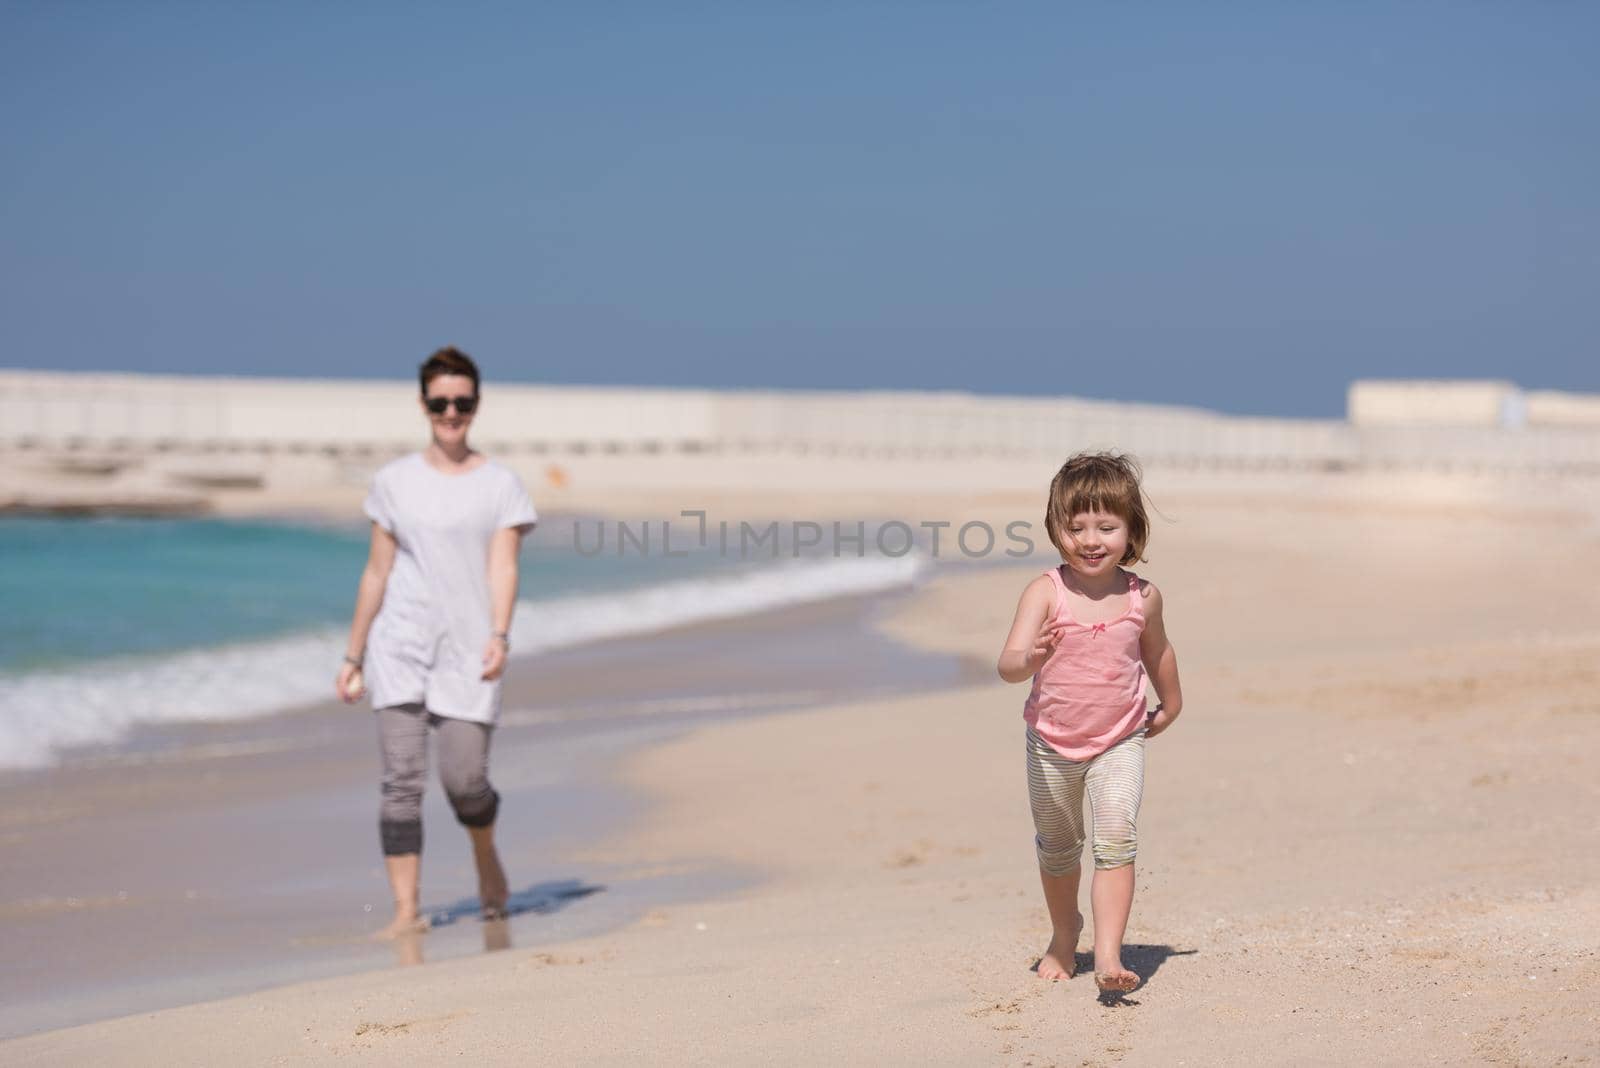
left=968, top=999, right=1024, bottom=1019
left=354, top=1022, right=411, bottom=1037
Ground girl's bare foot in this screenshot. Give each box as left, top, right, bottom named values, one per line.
left=1093, top=961, right=1139, bottom=992
left=1037, top=912, right=1084, bottom=980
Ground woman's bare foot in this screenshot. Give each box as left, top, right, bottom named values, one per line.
left=1037, top=912, right=1084, bottom=980
left=475, top=853, right=508, bottom=919
left=373, top=911, right=430, bottom=940
left=1093, top=960, right=1139, bottom=993
left=468, top=825, right=509, bottom=919
left=476, top=859, right=507, bottom=919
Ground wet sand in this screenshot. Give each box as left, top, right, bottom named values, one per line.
left=0, top=588, right=981, bottom=1039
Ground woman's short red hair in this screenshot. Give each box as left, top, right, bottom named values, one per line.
left=418, top=346, right=480, bottom=396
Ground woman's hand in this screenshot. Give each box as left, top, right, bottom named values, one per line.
left=336, top=660, right=366, bottom=704
left=340, top=523, right=394, bottom=706
left=481, top=637, right=508, bottom=681
left=1145, top=702, right=1180, bottom=739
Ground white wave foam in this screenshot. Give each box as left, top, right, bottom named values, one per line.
left=0, top=555, right=925, bottom=770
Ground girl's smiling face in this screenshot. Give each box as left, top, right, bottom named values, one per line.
left=1061, top=509, right=1129, bottom=577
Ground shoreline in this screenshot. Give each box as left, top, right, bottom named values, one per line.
left=0, top=582, right=981, bottom=1040
left=0, top=520, right=944, bottom=774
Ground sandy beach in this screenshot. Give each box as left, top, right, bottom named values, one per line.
left=7, top=1, right=1600, bottom=1058
left=4, top=481, right=1599, bottom=1065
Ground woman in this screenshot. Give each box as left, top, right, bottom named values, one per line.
left=336, top=346, right=537, bottom=936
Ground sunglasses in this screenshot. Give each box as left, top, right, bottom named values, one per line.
left=424, top=395, right=479, bottom=415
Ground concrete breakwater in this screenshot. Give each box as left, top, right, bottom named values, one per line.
left=2, top=370, right=1597, bottom=515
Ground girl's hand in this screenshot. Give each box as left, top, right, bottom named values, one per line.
left=1025, top=618, right=1068, bottom=674
left=481, top=637, right=508, bottom=681
left=1145, top=702, right=1179, bottom=739
left=336, top=661, right=365, bottom=704
left=997, top=574, right=1067, bottom=684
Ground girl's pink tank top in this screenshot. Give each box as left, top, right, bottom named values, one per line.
left=1022, top=566, right=1150, bottom=760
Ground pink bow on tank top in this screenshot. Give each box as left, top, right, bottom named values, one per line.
left=1023, top=566, right=1150, bottom=760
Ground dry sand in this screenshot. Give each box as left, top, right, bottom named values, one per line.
left=6, top=488, right=1600, bottom=1065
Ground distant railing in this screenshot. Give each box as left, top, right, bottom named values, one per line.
left=2, top=370, right=1597, bottom=475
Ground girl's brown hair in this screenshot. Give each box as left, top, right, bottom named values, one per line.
left=1044, top=452, right=1149, bottom=564
left=419, top=346, right=481, bottom=396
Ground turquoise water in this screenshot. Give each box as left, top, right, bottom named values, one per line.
left=0, top=517, right=715, bottom=673
left=0, top=516, right=926, bottom=769
left=1, top=519, right=369, bottom=672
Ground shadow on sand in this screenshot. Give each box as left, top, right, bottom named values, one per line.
left=1030, top=943, right=1198, bottom=1006
left=1095, top=944, right=1197, bottom=1006
left=424, top=878, right=605, bottom=928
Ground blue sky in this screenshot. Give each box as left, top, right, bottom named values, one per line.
left=2, top=3, right=1595, bottom=416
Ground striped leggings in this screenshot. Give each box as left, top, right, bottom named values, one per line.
left=1026, top=726, right=1145, bottom=875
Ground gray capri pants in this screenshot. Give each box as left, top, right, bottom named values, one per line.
left=1026, top=726, right=1145, bottom=874
left=377, top=703, right=500, bottom=856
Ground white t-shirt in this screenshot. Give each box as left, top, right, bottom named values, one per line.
left=363, top=453, right=538, bottom=724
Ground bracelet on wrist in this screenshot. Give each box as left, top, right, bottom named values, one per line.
left=491, top=631, right=511, bottom=648
left=343, top=654, right=364, bottom=668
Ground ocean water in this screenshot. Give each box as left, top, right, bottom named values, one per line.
left=2, top=518, right=372, bottom=672
left=0, top=518, right=925, bottom=770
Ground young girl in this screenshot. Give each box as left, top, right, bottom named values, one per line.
left=997, top=452, right=1183, bottom=993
